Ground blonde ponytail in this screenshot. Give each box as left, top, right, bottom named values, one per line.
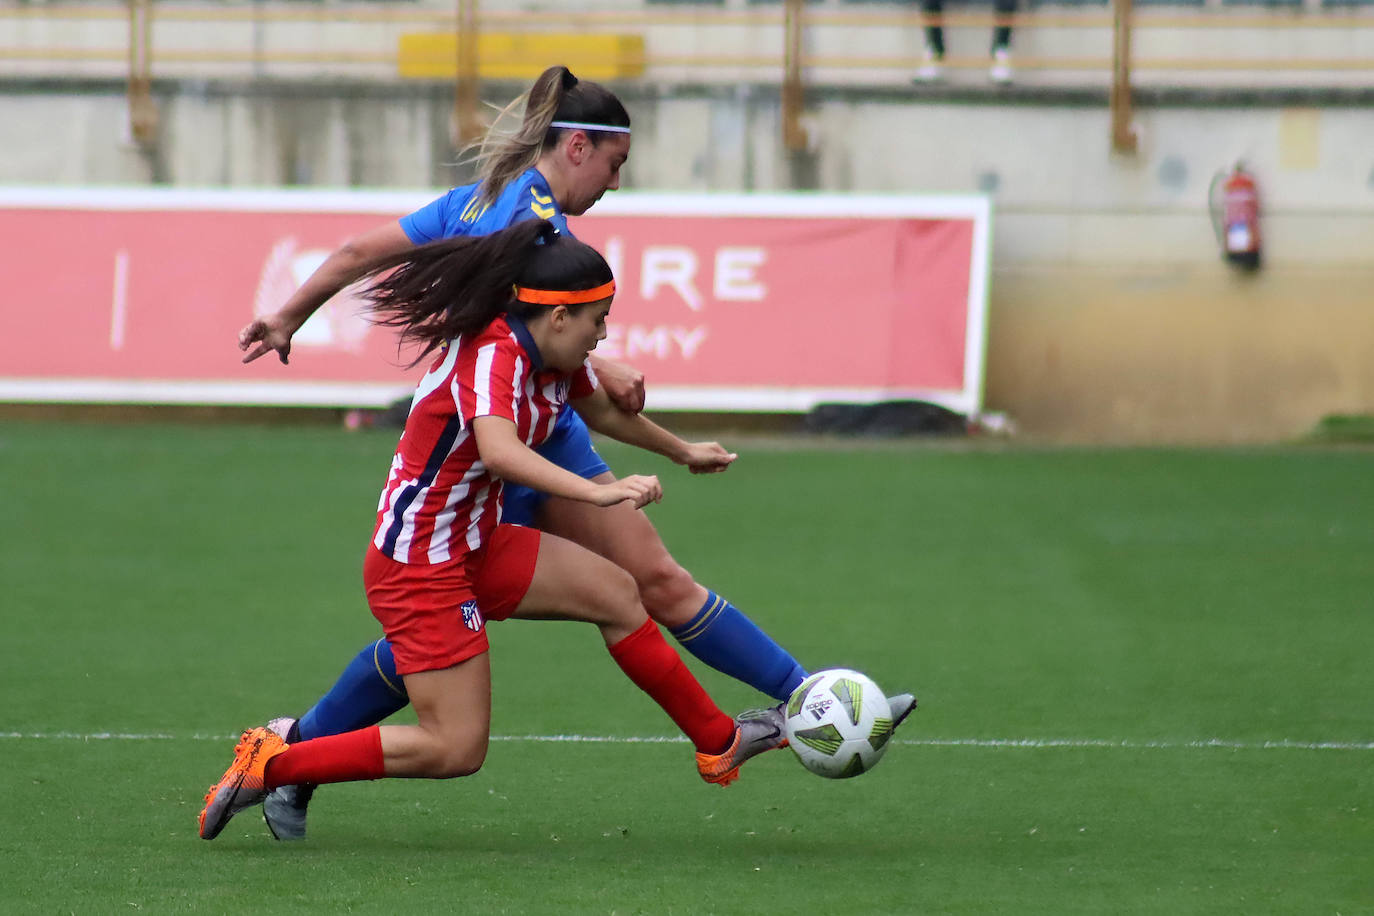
left=470, top=66, right=574, bottom=207
left=469, top=65, right=630, bottom=208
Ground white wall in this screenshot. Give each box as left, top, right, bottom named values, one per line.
left=4, top=82, right=1370, bottom=268
left=3, top=74, right=1370, bottom=440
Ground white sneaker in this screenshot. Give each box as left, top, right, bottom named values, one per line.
left=990, top=47, right=1013, bottom=84
left=914, top=48, right=944, bottom=83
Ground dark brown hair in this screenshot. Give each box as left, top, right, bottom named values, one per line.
left=360, top=219, right=613, bottom=363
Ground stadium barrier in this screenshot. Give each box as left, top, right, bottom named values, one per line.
left=4, top=3, right=1373, bottom=86
left=0, top=187, right=990, bottom=417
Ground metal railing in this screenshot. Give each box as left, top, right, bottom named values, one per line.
left=5, top=3, right=1372, bottom=72
left=2, top=1, right=1371, bottom=150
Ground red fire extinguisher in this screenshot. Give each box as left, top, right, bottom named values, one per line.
left=1209, top=163, right=1262, bottom=270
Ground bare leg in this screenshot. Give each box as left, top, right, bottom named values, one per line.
left=503, top=530, right=736, bottom=754
left=379, top=654, right=492, bottom=778
left=537, top=473, right=706, bottom=629
left=537, top=472, right=807, bottom=702
left=506, top=526, right=647, bottom=644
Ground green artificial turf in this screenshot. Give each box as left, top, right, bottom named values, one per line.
left=2, top=421, right=1370, bottom=914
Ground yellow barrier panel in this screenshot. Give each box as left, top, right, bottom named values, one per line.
left=398, top=32, right=645, bottom=80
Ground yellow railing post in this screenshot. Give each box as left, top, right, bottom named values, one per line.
left=1111, top=0, right=1138, bottom=154
left=127, top=0, right=156, bottom=146
left=453, top=0, right=483, bottom=149
left=782, top=0, right=807, bottom=152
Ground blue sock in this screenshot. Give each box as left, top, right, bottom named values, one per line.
left=669, top=591, right=807, bottom=702
left=297, top=639, right=409, bottom=741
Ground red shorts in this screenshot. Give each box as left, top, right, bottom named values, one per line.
left=363, top=524, right=541, bottom=676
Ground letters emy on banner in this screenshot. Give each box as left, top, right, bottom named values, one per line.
left=0, top=189, right=990, bottom=415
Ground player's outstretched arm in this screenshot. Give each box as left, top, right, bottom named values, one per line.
left=238, top=221, right=415, bottom=365
left=472, top=416, right=661, bottom=508
left=573, top=387, right=737, bottom=475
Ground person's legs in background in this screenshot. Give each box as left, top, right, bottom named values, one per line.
left=916, top=0, right=945, bottom=81
left=991, top=0, right=1016, bottom=83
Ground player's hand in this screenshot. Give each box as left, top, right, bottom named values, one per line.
left=680, top=442, right=737, bottom=475
left=592, top=357, right=646, bottom=414
left=239, top=314, right=298, bottom=365
left=592, top=474, right=662, bottom=509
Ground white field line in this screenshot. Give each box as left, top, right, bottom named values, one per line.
left=2, top=732, right=1373, bottom=751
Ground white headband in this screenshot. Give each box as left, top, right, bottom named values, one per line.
left=550, top=120, right=631, bottom=135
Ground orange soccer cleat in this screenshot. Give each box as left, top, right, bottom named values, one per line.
left=198, top=726, right=289, bottom=840
left=695, top=706, right=789, bottom=787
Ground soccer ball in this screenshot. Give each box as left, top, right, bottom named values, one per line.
left=784, top=668, right=894, bottom=779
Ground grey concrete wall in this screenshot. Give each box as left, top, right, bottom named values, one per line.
left=7, top=80, right=1371, bottom=265
left=3, top=78, right=1371, bottom=441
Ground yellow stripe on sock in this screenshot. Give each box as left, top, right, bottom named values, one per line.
left=373, top=639, right=407, bottom=698
left=674, top=595, right=725, bottom=643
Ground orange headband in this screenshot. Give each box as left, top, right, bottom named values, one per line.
left=513, top=279, right=616, bottom=306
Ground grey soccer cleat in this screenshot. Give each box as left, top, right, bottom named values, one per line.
left=887, top=693, right=918, bottom=730
left=696, top=705, right=788, bottom=786
left=263, top=782, right=315, bottom=841
left=263, top=717, right=314, bottom=841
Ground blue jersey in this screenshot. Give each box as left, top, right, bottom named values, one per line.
left=397, top=168, right=609, bottom=525
left=399, top=168, right=569, bottom=245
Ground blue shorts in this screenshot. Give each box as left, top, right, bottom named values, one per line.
left=502, top=410, right=611, bottom=527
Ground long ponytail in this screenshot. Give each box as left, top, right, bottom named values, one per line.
left=471, top=65, right=630, bottom=207
left=359, top=219, right=613, bottom=363
left=361, top=220, right=548, bottom=362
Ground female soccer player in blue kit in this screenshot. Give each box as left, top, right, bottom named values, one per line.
left=238, top=65, right=915, bottom=839
left=202, top=221, right=799, bottom=840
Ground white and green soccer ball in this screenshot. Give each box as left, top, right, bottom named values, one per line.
left=784, top=668, right=895, bottom=779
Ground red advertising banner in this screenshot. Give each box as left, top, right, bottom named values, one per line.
left=0, top=188, right=989, bottom=414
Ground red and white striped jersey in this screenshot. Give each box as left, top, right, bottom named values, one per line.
left=372, top=314, right=598, bottom=565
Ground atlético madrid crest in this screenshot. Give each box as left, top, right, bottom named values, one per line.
left=460, top=600, right=485, bottom=632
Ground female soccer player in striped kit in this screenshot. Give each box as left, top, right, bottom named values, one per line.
left=200, top=220, right=793, bottom=840
left=239, top=65, right=915, bottom=838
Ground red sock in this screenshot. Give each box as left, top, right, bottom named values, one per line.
left=265, top=725, right=386, bottom=788
left=607, top=619, right=735, bottom=754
